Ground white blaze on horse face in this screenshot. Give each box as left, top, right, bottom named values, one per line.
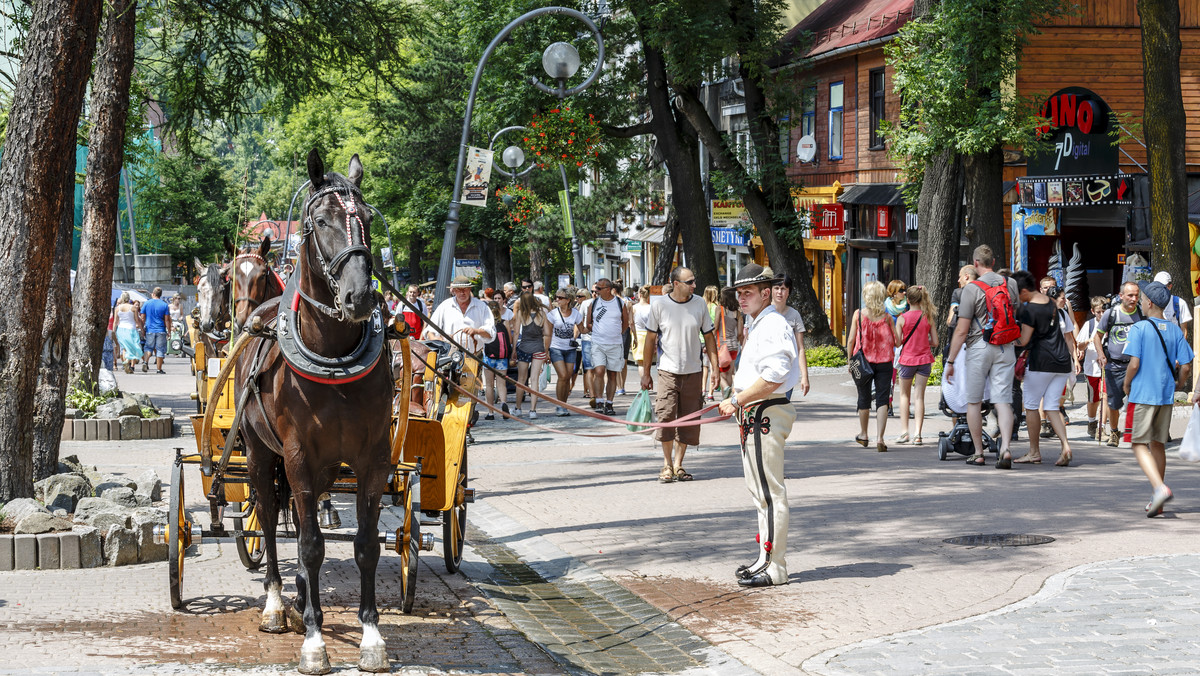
left=360, top=623, right=384, bottom=650
left=197, top=276, right=212, bottom=325
left=240, top=261, right=255, bottom=277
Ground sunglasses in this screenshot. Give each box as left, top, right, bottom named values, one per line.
left=680, top=279, right=697, bottom=285
left=556, top=295, right=568, bottom=300
left=521, top=285, right=532, bottom=289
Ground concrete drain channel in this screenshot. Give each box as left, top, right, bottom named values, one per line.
left=944, top=533, right=1055, bottom=547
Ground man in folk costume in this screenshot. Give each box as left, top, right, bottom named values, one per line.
left=719, top=264, right=800, bottom=588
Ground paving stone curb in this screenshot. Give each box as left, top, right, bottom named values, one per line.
left=61, top=414, right=174, bottom=442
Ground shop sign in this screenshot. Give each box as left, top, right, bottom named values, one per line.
left=1017, top=175, right=1131, bottom=207
left=810, top=203, right=844, bottom=237
left=1009, top=205, right=1060, bottom=272
left=712, top=227, right=749, bottom=247
left=711, top=199, right=751, bottom=227
left=1029, top=87, right=1119, bottom=176
left=875, top=207, right=890, bottom=237
left=624, top=240, right=642, bottom=252
left=454, top=258, right=481, bottom=267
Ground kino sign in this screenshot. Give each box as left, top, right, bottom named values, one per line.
left=1029, top=86, right=1118, bottom=176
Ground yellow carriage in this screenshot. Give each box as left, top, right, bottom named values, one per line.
left=161, top=323, right=478, bottom=613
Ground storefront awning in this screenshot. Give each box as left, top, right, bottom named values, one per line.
left=838, top=183, right=905, bottom=206
left=627, top=226, right=667, bottom=244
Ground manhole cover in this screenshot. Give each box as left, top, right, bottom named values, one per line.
left=943, top=533, right=1055, bottom=547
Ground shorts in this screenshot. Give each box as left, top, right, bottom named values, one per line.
left=653, top=371, right=704, bottom=445
left=896, top=362, right=932, bottom=380
left=1131, top=403, right=1172, bottom=444
left=145, top=332, right=168, bottom=358
left=1086, top=375, right=1101, bottom=403
left=548, top=347, right=576, bottom=366
left=515, top=348, right=547, bottom=364
left=1021, top=370, right=1070, bottom=411
left=1105, top=363, right=1129, bottom=410
left=590, top=342, right=624, bottom=371
left=482, top=356, right=508, bottom=372
left=963, top=340, right=1015, bottom=405
left=580, top=342, right=593, bottom=370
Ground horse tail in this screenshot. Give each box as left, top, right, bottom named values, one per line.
left=274, top=454, right=293, bottom=533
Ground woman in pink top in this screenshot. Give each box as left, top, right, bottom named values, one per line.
left=894, top=286, right=939, bottom=445
left=847, top=281, right=901, bottom=452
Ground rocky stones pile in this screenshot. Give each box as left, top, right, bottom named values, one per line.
left=0, top=455, right=168, bottom=570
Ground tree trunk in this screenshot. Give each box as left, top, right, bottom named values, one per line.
left=963, top=145, right=1004, bottom=257
left=33, top=202, right=75, bottom=481
left=652, top=215, right=682, bottom=284
left=407, top=232, right=424, bottom=285
left=0, top=0, right=102, bottom=502
left=479, top=234, right=497, bottom=290
left=494, top=239, right=513, bottom=289
left=639, top=38, right=718, bottom=290
left=69, top=0, right=138, bottom=392
left=1139, top=0, right=1190, bottom=303
left=915, top=149, right=965, bottom=328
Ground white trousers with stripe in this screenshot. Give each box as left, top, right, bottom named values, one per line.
left=738, top=399, right=796, bottom=584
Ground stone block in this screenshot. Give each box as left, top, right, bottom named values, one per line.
left=60, top=420, right=72, bottom=441
left=60, top=455, right=84, bottom=472
left=132, top=509, right=168, bottom=563
left=134, top=469, right=162, bottom=502
left=95, top=419, right=110, bottom=441
left=0, top=535, right=12, bottom=571
left=41, top=473, right=92, bottom=513
left=74, top=526, right=102, bottom=568
left=13, top=534, right=37, bottom=570
left=64, top=407, right=80, bottom=419
left=2, top=497, right=49, bottom=525
left=129, top=392, right=156, bottom=411
left=74, top=497, right=132, bottom=528
left=15, top=512, right=72, bottom=534
left=60, top=532, right=81, bottom=569
left=36, top=534, right=60, bottom=569
left=118, top=415, right=140, bottom=440
left=109, top=419, right=120, bottom=440
left=141, top=418, right=151, bottom=438
left=72, top=419, right=85, bottom=440
left=83, top=419, right=96, bottom=441
left=103, top=525, right=139, bottom=566
left=101, top=487, right=139, bottom=509
left=94, top=474, right=136, bottom=496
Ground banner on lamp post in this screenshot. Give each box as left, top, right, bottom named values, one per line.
left=559, top=190, right=574, bottom=237
left=462, top=146, right=494, bottom=207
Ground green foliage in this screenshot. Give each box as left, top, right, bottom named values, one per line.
left=65, top=383, right=115, bottom=419
left=523, top=104, right=603, bottom=171
left=884, top=0, right=1070, bottom=208
left=136, top=150, right=238, bottom=269
left=805, top=345, right=847, bottom=368
left=928, top=355, right=944, bottom=387
left=139, top=406, right=156, bottom=419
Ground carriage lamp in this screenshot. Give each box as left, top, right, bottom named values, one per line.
left=502, top=145, right=525, bottom=169
left=542, top=41, right=580, bottom=81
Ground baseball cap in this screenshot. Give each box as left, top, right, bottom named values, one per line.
left=1138, top=280, right=1171, bottom=309
left=1154, top=271, right=1171, bottom=285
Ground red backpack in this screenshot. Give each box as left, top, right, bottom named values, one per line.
left=972, top=279, right=1020, bottom=345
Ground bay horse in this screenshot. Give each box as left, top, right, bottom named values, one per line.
left=236, top=150, right=393, bottom=674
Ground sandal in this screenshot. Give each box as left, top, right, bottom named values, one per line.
left=965, top=454, right=986, bottom=466
left=876, top=441, right=888, bottom=453
left=658, top=466, right=675, bottom=484
left=1055, top=452, right=1072, bottom=467
left=914, top=436, right=923, bottom=446
left=895, top=433, right=910, bottom=444
left=1013, top=453, right=1042, bottom=464
left=854, top=435, right=869, bottom=448
left=674, top=467, right=694, bottom=482
left=995, top=450, right=1013, bottom=470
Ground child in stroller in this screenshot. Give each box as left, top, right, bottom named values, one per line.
left=936, top=396, right=1000, bottom=460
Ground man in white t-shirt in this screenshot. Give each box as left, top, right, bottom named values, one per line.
left=1154, top=271, right=1191, bottom=340
left=641, top=267, right=718, bottom=483
left=583, top=278, right=628, bottom=416
left=422, top=276, right=496, bottom=352
left=533, top=281, right=552, bottom=309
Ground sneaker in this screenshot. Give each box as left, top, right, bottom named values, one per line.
left=502, top=402, right=510, bottom=414
left=141, top=361, right=149, bottom=372
left=1040, top=421, right=1054, bottom=438
left=156, top=369, right=166, bottom=374
left=1087, top=420, right=1098, bottom=439
left=1147, top=485, right=1173, bottom=517
left=529, top=410, right=538, bottom=420
left=603, top=402, right=616, bottom=416
left=616, top=389, right=626, bottom=396
left=555, top=406, right=566, bottom=417
left=1107, top=429, right=1120, bottom=448
left=484, top=414, right=494, bottom=421
left=513, top=408, right=523, bottom=418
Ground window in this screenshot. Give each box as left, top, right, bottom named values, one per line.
left=777, top=115, right=790, bottom=164
left=801, top=87, right=816, bottom=138
left=828, top=81, right=844, bottom=160
left=734, top=128, right=758, bottom=174
left=869, top=69, right=886, bottom=149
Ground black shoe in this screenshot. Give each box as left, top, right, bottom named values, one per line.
left=737, top=571, right=782, bottom=588
left=156, top=369, right=166, bottom=374
left=735, top=562, right=764, bottom=579
left=484, top=414, right=494, bottom=421
left=501, top=403, right=509, bottom=414
left=603, top=402, right=616, bottom=416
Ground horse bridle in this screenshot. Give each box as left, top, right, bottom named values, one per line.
left=233, top=251, right=269, bottom=312
left=202, top=263, right=232, bottom=343
left=296, top=183, right=372, bottom=320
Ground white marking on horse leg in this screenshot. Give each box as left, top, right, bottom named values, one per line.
left=360, top=623, right=384, bottom=650
left=302, top=633, right=326, bottom=652
left=264, top=585, right=284, bottom=614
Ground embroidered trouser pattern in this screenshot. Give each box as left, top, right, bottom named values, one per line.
left=738, top=398, right=796, bottom=584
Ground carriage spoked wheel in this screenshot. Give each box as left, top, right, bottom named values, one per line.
left=168, top=461, right=188, bottom=610
left=443, top=449, right=467, bottom=574
left=233, top=492, right=265, bottom=570
left=398, top=476, right=419, bottom=614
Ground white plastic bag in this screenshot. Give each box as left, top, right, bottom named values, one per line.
left=1179, top=404, right=1200, bottom=462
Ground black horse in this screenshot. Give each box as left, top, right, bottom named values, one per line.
left=236, top=150, right=393, bottom=674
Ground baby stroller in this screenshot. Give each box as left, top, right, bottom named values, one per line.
left=936, top=350, right=1000, bottom=461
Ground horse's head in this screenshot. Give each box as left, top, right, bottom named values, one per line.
left=195, top=258, right=231, bottom=336
left=232, top=236, right=283, bottom=333
left=300, top=149, right=375, bottom=323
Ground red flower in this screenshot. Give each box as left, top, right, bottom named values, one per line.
left=576, top=161, right=583, bottom=166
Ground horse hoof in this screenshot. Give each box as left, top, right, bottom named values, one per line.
left=358, top=645, right=389, bottom=673
left=259, top=610, right=288, bottom=634
left=319, top=508, right=341, bottom=530
left=298, top=647, right=331, bottom=675
left=287, top=606, right=306, bottom=634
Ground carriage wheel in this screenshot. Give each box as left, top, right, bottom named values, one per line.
left=399, top=482, right=419, bottom=614
left=233, top=493, right=265, bottom=570
left=443, top=449, right=467, bottom=574
left=168, top=461, right=187, bottom=610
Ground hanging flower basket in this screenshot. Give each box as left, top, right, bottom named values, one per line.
left=521, top=106, right=603, bottom=171
left=496, top=184, right=547, bottom=226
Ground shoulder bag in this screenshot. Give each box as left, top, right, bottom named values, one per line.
left=717, top=310, right=733, bottom=370
left=848, top=312, right=875, bottom=384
